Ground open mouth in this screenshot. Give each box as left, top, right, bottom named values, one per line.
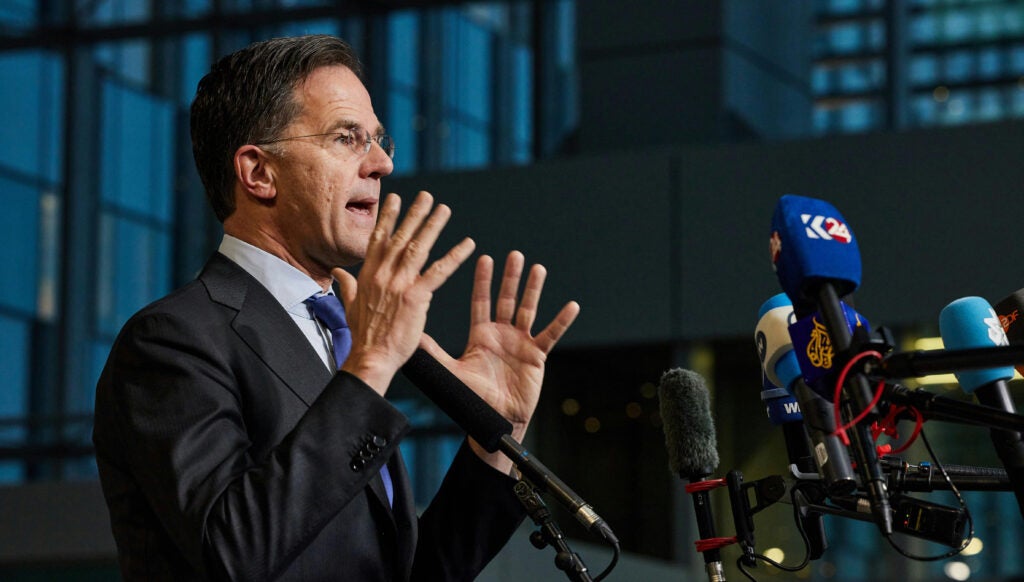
left=346, top=199, right=377, bottom=216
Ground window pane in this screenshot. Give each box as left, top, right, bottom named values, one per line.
left=0, top=51, right=65, bottom=183
left=0, top=177, right=39, bottom=315
left=388, top=91, right=418, bottom=176
left=94, top=41, right=151, bottom=88
left=101, top=80, right=175, bottom=222
left=96, top=215, right=172, bottom=336
left=181, top=34, right=212, bottom=105
left=80, top=0, right=150, bottom=27
left=388, top=11, right=420, bottom=87
left=0, top=0, right=36, bottom=29
left=0, top=314, right=30, bottom=469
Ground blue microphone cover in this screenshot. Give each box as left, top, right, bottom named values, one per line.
left=788, top=303, right=870, bottom=392
left=939, top=297, right=1014, bottom=393
left=770, top=195, right=861, bottom=308
left=756, top=294, right=802, bottom=391
left=762, top=375, right=803, bottom=425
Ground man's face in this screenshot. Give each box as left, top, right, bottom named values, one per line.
left=269, top=65, right=394, bottom=273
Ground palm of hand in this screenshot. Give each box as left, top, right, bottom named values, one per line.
left=422, top=252, right=579, bottom=431
left=454, top=321, right=547, bottom=426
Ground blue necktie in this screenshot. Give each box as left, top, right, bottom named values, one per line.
left=305, top=293, right=394, bottom=507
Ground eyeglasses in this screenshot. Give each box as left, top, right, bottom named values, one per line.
left=258, top=129, right=395, bottom=159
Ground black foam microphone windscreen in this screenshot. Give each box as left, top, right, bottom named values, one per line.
left=658, top=368, right=720, bottom=478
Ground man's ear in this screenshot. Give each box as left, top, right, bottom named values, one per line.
left=234, top=144, right=277, bottom=201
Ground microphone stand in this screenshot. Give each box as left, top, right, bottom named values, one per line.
left=513, top=477, right=593, bottom=582
left=884, top=384, right=1024, bottom=432
left=815, top=284, right=894, bottom=536
left=871, top=344, right=1024, bottom=378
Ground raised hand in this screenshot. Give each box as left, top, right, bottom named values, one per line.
left=334, top=191, right=475, bottom=394
left=419, top=251, right=580, bottom=472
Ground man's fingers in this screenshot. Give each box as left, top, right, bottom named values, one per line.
left=384, top=191, right=435, bottom=262
left=419, top=237, right=477, bottom=292
left=470, top=255, right=494, bottom=326
left=495, top=251, right=524, bottom=324
left=365, top=193, right=401, bottom=265
left=397, top=201, right=452, bottom=272
left=514, top=264, right=546, bottom=333
left=534, top=301, right=581, bottom=355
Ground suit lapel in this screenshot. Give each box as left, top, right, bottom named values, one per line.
left=200, top=254, right=331, bottom=406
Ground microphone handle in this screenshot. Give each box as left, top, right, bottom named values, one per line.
left=776, top=421, right=829, bottom=560
left=402, top=351, right=619, bottom=544
left=895, top=473, right=1013, bottom=492
left=792, top=380, right=857, bottom=496
left=974, top=382, right=1024, bottom=518
left=685, top=475, right=726, bottom=582
left=814, top=283, right=894, bottom=536
left=499, top=436, right=616, bottom=544
left=780, top=422, right=816, bottom=475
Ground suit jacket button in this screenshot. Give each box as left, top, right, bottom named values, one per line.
left=350, top=458, right=366, bottom=471
left=371, top=435, right=387, bottom=448
left=359, top=449, right=374, bottom=460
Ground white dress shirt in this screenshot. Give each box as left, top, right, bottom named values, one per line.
left=218, top=234, right=336, bottom=371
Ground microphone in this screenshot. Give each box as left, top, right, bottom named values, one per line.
left=757, top=294, right=856, bottom=496
left=769, top=195, right=860, bottom=316
left=658, top=368, right=726, bottom=582
left=769, top=194, right=892, bottom=536
left=994, top=288, right=1024, bottom=377
left=401, top=350, right=618, bottom=544
left=939, top=297, right=1024, bottom=517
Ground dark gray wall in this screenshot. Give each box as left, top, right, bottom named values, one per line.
left=387, top=119, right=1024, bottom=353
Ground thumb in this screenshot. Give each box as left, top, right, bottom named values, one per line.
left=332, top=267, right=358, bottom=310
left=418, top=332, right=455, bottom=368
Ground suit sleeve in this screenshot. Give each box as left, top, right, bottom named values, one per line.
left=95, top=308, right=410, bottom=581
left=412, top=441, right=528, bottom=580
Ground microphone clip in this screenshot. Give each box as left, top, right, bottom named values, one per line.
left=513, top=476, right=595, bottom=582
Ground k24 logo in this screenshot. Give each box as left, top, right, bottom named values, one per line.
left=801, top=214, right=851, bottom=244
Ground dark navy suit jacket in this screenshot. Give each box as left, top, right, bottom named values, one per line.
left=93, top=253, right=525, bottom=581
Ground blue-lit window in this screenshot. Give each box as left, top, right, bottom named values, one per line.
left=0, top=52, right=64, bottom=182
left=82, top=0, right=150, bottom=27
left=0, top=48, right=63, bottom=484
left=439, top=8, right=495, bottom=169
left=0, top=0, right=36, bottom=29
left=180, top=34, right=212, bottom=105
left=95, top=41, right=151, bottom=88
left=0, top=314, right=29, bottom=481
left=511, top=45, right=533, bottom=163
left=387, top=10, right=422, bottom=176
left=815, top=1, right=1024, bottom=134
left=97, top=80, right=175, bottom=338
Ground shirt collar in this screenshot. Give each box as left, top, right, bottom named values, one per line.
left=218, top=234, right=326, bottom=319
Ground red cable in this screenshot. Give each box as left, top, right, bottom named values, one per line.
left=831, top=350, right=885, bottom=445
left=887, top=406, right=924, bottom=455
left=695, top=537, right=738, bottom=552
left=685, top=478, right=727, bottom=494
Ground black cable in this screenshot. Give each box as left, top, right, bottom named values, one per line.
left=884, top=427, right=974, bottom=561
left=592, top=542, right=619, bottom=582
left=737, top=480, right=819, bottom=581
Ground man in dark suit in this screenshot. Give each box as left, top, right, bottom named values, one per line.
left=92, top=35, right=580, bottom=581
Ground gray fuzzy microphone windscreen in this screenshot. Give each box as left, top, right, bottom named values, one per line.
left=658, top=368, right=720, bottom=478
